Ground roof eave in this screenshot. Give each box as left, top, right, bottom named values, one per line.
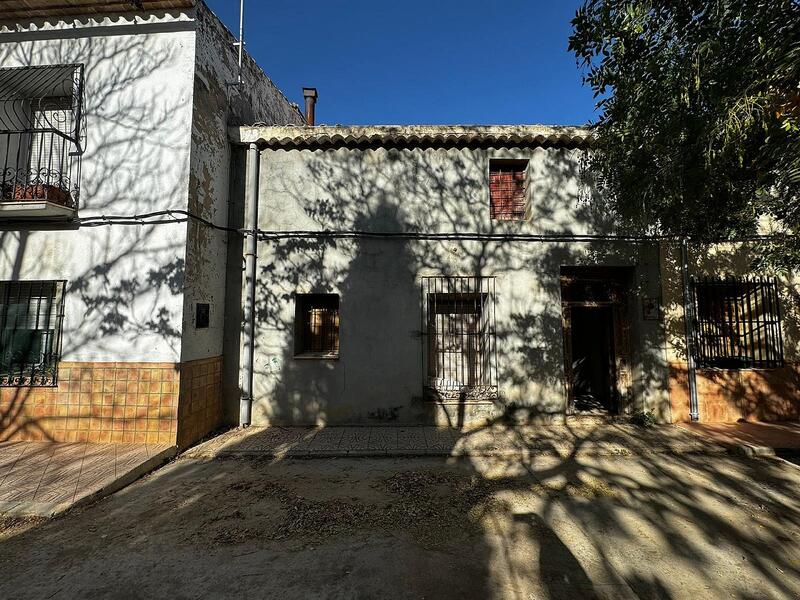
left=0, top=0, right=196, bottom=21
left=230, top=124, right=596, bottom=150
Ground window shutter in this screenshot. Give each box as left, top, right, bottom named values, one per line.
left=489, top=160, right=528, bottom=220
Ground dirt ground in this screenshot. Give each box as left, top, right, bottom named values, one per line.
left=1, top=450, right=800, bottom=600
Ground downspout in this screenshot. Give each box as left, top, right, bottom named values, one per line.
left=240, top=142, right=260, bottom=427
left=680, top=237, right=700, bottom=421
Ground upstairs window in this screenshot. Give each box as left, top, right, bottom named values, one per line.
left=0, top=64, right=85, bottom=216
left=0, top=280, right=66, bottom=386
left=294, top=294, right=340, bottom=358
left=489, top=159, right=528, bottom=220
left=692, top=276, right=784, bottom=369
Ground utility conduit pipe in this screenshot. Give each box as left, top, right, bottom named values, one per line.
left=240, top=142, right=259, bottom=426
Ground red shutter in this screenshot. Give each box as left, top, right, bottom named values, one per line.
left=489, top=162, right=527, bottom=220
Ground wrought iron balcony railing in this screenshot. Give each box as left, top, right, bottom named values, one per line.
left=0, top=64, right=85, bottom=215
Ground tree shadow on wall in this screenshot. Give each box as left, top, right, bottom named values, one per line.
left=219, top=135, right=800, bottom=598
left=252, top=198, right=421, bottom=425
left=250, top=143, right=668, bottom=426
left=0, top=27, right=189, bottom=440
left=659, top=240, right=800, bottom=421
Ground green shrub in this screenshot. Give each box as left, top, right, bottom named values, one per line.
left=631, top=411, right=657, bottom=428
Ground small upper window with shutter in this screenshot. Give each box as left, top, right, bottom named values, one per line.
left=489, top=159, right=529, bottom=221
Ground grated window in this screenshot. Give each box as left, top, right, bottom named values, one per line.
left=692, top=276, right=784, bottom=369
left=0, top=280, right=66, bottom=386
left=0, top=64, right=85, bottom=209
left=422, top=277, right=498, bottom=400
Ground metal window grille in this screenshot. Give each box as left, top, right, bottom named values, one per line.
left=0, top=280, right=66, bottom=386
left=295, top=294, right=340, bottom=357
left=0, top=64, right=85, bottom=209
left=489, top=159, right=528, bottom=220
left=422, top=276, right=498, bottom=400
left=691, top=276, right=784, bottom=369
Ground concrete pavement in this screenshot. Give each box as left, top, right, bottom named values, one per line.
left=184, top=423, right=726, bottom=459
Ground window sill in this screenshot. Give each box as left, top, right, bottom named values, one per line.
left=0, top=200, right=76, bottom=220
left=426, top=398, right=497, bottom=405
left=490, top=216, right=527, bottom=222
left=294, top=353, right=340, bottom=360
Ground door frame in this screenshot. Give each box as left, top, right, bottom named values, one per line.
left=560, top=268, right=634, bottom=416
left=562, top=302, right=619, bottom=414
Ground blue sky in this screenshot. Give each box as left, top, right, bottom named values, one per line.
left=205, top=0, right=596, bottom=126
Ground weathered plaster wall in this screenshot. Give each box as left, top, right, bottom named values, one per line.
left=0, top=11, right=197, bottom=363
left=244, top=145, right=668, bottom=426
left=181, top=2, right=304, bottom=364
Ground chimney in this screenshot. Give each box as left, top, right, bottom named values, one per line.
left=302, top=87, right=318, bottom=126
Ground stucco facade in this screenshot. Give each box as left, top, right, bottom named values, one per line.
left=0, top=2, right=303, bottom=444
left=226, top=125, right=800, bottom=428
left=227, top=127, right=669, bottom=427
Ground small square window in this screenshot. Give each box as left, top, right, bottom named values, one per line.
left=196, top=303, right=210, bottom=329
left=489, top=159, right=529, bottom=221
left=294, top=294, right=340, bottom=358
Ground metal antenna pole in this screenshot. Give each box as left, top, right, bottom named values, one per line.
left=233, top=0, right=245, bottom=86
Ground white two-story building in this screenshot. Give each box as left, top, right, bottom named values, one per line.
left=0, top=0, right=304, bottom=446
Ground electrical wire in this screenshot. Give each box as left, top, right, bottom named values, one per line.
left=69, top=209, right=792, bottom=244
left=2, top=208, right=790, bottom=244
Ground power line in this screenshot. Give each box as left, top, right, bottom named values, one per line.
left=4, top=208, right=793, bottom=244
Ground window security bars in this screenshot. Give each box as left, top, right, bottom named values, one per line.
left=0, top=64, right=85, bottom=209
left=489, top=159, right=528, bottom=220
left=295, top=294, right=340, bottom=357
left=422, top=277, right=498, bottom=400
left=0, top=280, right=66, bottom=386
left=691, top=276, right=784, bottom=369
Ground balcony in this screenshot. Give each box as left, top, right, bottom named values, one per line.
left=0, top=64, right=85, bottom=220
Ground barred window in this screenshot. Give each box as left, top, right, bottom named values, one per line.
left=489, top=159, right=528, bottom=220
left=0, top=65, right=85, bottom=209
left=0, top=280, right=66, bottom=386
left=294, top=294, right=339, bottom=358
left=692, top=276, right=784, bottom=369
left=422, top=277, right=498, bottom=400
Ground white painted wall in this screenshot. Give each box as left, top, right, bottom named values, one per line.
left=0, top=12, right=197, bottom=363
left=0, top=3, right=306, bottom=369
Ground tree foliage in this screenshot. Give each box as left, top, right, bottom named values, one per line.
left=569, top=0, right=800, bottom=265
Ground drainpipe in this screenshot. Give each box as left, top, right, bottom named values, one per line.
left=680, top=238, right=700, bottom=421
left=240, top=142, right=260, bottom=427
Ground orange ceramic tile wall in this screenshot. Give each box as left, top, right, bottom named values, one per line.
left=669, top=361, right=800, bottom=423
left=176, top=356, right=223, bottom=448
left=0, top=356, right=222, bottom=447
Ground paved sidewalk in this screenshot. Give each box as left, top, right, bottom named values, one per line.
left=678, top=421, right=800, bottom=457
left=0, top=442, right=176, bottom=517
left=185, top=423, right=725, bottom=459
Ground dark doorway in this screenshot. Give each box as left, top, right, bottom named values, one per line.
left=569, top=306, right=616, bottom=413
